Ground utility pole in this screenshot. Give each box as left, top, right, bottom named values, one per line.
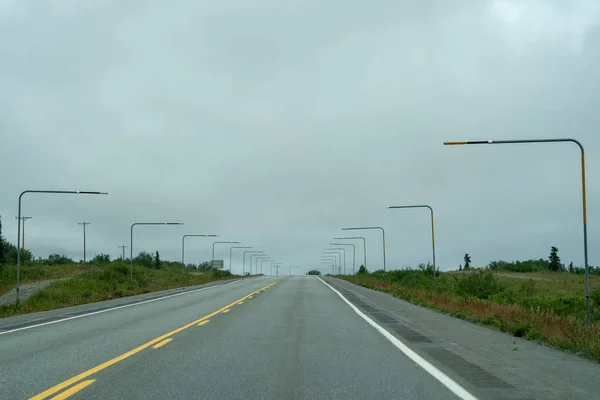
left=118, top=245, right=129, bottom=260
left=15, top=216, right=32, bottom=249
left=78, top=222, right=91, bottom=263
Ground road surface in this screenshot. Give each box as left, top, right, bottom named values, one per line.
left=0, top=276, right=598, bottom=399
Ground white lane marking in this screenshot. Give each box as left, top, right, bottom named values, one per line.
left=317, top=277, right=478, bottom=400
left=0, top=279, right=246, bottom=336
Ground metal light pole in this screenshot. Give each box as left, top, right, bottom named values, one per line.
left=388, top=205, right=437, bottom=291
left=331, top=243, right=356, bottom=274
left=334, top=236, right=366, bottom=271
left=259, top=258, right=271, bottom=274
left=321, top=260, right=335, bottom=275
left=243, top=251, right=262, bottom=275
left=325, top=248, right=346, bottom=274
left=342, top=227, right=386, bottom=271
left=255, top=257, right=270, bottom=275
left=16, top=190, right=107, bottom=304
left=212, top=241, right=240, bottom=270
left=322, top=251, right=342, bottom=274
left=130, top=222, right=183, bottom=284
left=249, top=253, right=265, bottom=275
left=230, top=246, right=252, bottom=272
left=321, top=255, right=338, bottom=272
left=182, top=234, right=219, bottom=282
left=445, top=138, right=591, bottom=322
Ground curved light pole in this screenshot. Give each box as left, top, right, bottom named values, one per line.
left=320, top=260, right=335, bottom=275
left=230, top=246, right=252, bottom=272
left=181, top=234, right=219, bottom=282
left=131, top=222, right=183, bottom=284
left=323, top=251, right=342, bottom=274
left=331, top=243, right=356, bottom=274
left=243, top=251, right=262, bottom=274
left=259, top=258, right=271, bottom=274
left=325, top=248, right=346, bottom=274
left=321, top=255, right=339, bottom=272
left=15, top=189, right=108, bottom=304
left=334, top=237, right=366, bottom=271
left=388, top=205, right=437, bottom=291
left=212, top=241, right=240, bottom=269
left=445, top=138, right=590, bottom=322
left=250, top=253, right=265, bottom=275
left=255, top=257, right=270, bottom=275
left=342, top=227, right=386, bottom=271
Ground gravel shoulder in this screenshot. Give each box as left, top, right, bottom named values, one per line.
left=0, top=279, right=68, bottom=306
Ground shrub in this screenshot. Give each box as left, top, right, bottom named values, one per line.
left=456, top=269, right=504, bottom=299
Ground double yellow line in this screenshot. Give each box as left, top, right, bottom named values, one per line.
left=30, top=282, right=277, bottom=400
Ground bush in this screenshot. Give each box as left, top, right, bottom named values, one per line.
left=307, top=270, right=321, bottom=275
left=357, top=265, right=367, bottom=275
left=456, top=269, right=504, bottom=299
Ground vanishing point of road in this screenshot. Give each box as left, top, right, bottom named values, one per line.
left=1, top=276, right=598, bottom=399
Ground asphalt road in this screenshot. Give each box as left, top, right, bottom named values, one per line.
left=1, top=276, right=598, bottom=399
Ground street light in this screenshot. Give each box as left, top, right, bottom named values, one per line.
left=212, top=241, right=240, bottom=269
left=445, top=138, right=591, bottom=322
left=342, top=227, right=386, bottom=271
left=230, top=246, right=252, bottom=272
left=259, top=258, right=272, bottom=274
left=321, top=255, right=338, bottom=270
left=331, top=243, right=356, bottom=274
left=320, top=260, right=335, bottom=275
left=250, top=253, right=266, bottom=275
left=322, top=251, right=342, bottom=274
left=243, top=251, right=262, bottom=274
left=131, top=222, right=183, bottom=284
left=388, top=205, right=437, bottom=291
left=334, top=237, right=367, bottom=271
left=289, top=265, right=300, bottom=275
left=181, top=234, right=219, bottom=282
left=255, top=257, right=270, bottom=275
left=15, top=189, right=108, bottom=304
left=325, top=248, right=346, bottom=274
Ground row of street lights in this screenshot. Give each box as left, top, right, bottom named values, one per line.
left=318, top=138, right=590, bottom=322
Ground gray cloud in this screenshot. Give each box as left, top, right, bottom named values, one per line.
left=1, top=1, right=599, bottom=274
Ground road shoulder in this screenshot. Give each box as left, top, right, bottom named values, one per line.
left=324, top=277, right=600, bottom=400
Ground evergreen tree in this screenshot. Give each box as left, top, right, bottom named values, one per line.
left=0, top=215, right=5, bottom=265
left=549, top=247, right=562, bottom=272
left=154, top=251, right=161, bottom=268
left=464, top=254, right=471, bottom=270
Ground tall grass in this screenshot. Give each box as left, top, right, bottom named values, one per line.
left=0, top=262, right=240, bottom=318
left=341, top=269, right=600, bottom=361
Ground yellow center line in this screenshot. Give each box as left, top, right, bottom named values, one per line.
left=237, top=301, right=244, bottom=304
left=49, top=380, right=96, bottom=400
left=197, top=320, right=210, bottom=327
left=222, top=309, right=230, bottom=314
left=151, top=338, right=173, bottom=349
left=29, top=282, right=277, bottom=400
left=249, top=296, right=254, bottom=299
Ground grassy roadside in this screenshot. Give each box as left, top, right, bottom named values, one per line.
left=0, top=264, right=98, bottom=297
left=338, top=270, right=600, bottom=361
left=0, top=262, right=243, bottom=318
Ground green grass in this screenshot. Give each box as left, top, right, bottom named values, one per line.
left=0, top=263, right=97, bottom=297
left=339, top=269, right=600, bottom=361
left=0, top=262, right=242, bottom=318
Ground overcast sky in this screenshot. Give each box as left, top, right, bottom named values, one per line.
left=1, top=1, right=599, bottom=275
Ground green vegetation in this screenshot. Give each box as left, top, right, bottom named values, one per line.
left=339, top=266, right=600, bottom=360
left=307, top=269, right=321, bottom=275
left=0, top=261, right=241, bottom=318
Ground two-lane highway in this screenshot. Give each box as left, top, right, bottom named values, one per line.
left=2, top=277, right=463, bottom=400
left=3, top=276, right=599, bottom=399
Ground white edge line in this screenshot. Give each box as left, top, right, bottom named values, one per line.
left=0, top=279, right=244, bottom=336
left=317, top=277, right=478, bottom=400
